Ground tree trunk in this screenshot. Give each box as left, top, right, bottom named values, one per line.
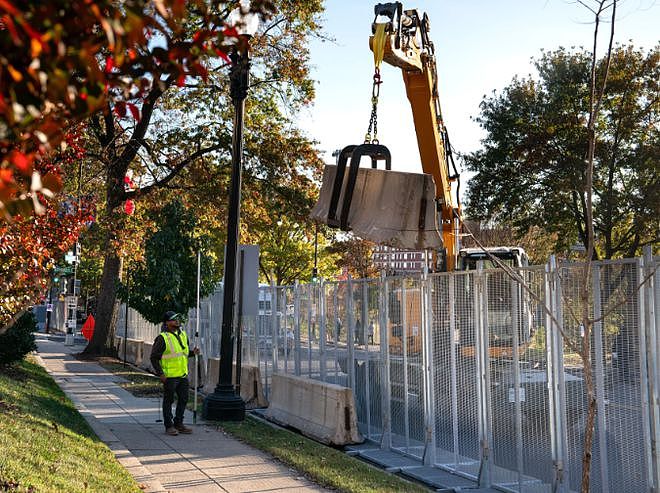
left=81, top=245, right=121, bottom=356
left=581, top=359, right=598, bottom=493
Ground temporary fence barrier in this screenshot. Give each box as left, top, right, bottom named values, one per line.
left=118, top=250, right=658, bottom=492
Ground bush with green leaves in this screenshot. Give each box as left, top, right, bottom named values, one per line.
left=0, top=311, right=37, bottom=365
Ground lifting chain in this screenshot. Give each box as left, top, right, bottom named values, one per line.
left=364, top=69, right=382, bottom=144
left=364, top=22, right=387, bottom=145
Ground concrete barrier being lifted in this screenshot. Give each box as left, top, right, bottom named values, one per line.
left=265, top=373, right=363, bottom=446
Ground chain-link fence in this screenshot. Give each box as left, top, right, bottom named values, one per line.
left=118, top=251, right=658, bottom=492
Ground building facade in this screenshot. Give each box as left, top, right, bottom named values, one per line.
left=372, top=245, right=427, bottom=274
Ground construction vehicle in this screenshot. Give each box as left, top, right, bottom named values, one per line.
left=310, top=3, right=528, bottom=273
left=315, top=4, right=587, bottom=434
left=310, top=2, right=534, bottom=352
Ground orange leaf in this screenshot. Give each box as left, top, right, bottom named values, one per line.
left=30, top=38, right=42, bottom=57
left=7, top=64, right=22, bottom=82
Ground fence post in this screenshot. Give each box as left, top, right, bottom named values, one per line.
left=379, top=271, right=392, bottom=450
left=362, top=280, right=372, bottom=440
left=319, top=278, right=327, bottom=382
left=554, top=265, right=570, bottom=488
left=402, top=279, right=411, bottom=452
left=270, top=280, right=278, bottom=385
left=448, top=273, right=460, bottom=467
left=592, top=263, right=610, bottom=492
left=307, top=283, right=313, bottom=378
left=294, top=281, right=301, bottom=376
left=511, top=273, right=524, bottom=491
left=640, top=247, right=660, bottom=491
left=545, top=255, right=567, bottom=491
left=333, top=283, right=340, bottom=378
left=649, top=246, right=660, bottom=493
left=475, top=262, right=492, bottom=487
left=421, top=269, right=436, bottom=466
left=347, top=275, right=356, bottom=392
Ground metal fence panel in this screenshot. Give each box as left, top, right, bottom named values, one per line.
left=116, top=255, right=657, bottom=493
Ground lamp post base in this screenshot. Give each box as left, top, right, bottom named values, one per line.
left=202, top=386, right=245, bottom=421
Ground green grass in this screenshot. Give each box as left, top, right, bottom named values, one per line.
left=98, top=361, right=163, bottom=397
left=0, top=357, right=142, bottom=493
left=99, top=359, right=430, bottom=492
left=219, top=416, right=430, bottom=493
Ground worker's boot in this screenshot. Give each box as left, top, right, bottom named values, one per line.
left=175, top=424, right=193, bottom=434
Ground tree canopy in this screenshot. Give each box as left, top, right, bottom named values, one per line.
left=0, top=0, right=276, bottom=219
left=464, top=45, right=659, bottom=259
left=118, top=200, right=219, bottom=324
left=79, top=0, right=326, bottom=355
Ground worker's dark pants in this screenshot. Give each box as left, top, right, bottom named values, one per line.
left=162, top=376, right=189, bottom=429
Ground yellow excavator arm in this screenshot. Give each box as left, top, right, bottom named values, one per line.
left=370, top=2, right=460, bottom=270
left=310, top=2, right=462, bottom=268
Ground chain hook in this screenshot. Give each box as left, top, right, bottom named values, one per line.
left=364, top=68, right=382, bottom=144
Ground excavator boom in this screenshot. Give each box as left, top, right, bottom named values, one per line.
left=311, top=2, right=461, bottom=269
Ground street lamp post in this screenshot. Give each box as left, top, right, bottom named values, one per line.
left=202, top=32, right=254, bottom=422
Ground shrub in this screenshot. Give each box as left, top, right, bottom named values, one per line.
left=0, top=311, right=37, bottom=365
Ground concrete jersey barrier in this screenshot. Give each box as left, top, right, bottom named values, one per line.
left=204, top=358, right=268, bottom=409
left=265, top=373, right=363, bottom=446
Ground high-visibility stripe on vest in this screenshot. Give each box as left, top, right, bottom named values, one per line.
left=161, top=330, right=189, bottom=378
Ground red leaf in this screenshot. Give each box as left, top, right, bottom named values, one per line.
left=10, top=151, right=31, bottom=174
left=222, top=26, right=239, bottom=38
left=176, top=74, right=186, bottom=87
left=114, top=101, right=126, bottom=118
left=0, top=0, right=20, bottom=16
left=41, top=172, right=62, bottom=193
left=126, top=102, right=140, bottom=121
left=214, top=48, right=230, bottom=64
left=104, top=56, right=114, bottom=74
left=124, top=199, right=135, bottom=215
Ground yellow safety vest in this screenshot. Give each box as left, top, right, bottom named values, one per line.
left=161, top=330, right=189, bottom=378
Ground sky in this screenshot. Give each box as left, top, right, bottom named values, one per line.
left=298, top=0, right=659, bottom=182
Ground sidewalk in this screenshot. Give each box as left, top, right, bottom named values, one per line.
left=35, top=334, right=328, bottom=493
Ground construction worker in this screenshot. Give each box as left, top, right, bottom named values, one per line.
left=150, top=311, right=200, bottom=436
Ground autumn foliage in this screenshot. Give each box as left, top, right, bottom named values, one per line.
left=0, top=130, right=92, bottom=331
left=0, top=0, right=274, bottom=218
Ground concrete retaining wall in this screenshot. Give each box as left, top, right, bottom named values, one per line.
left=264, top=373, right=362, bottom=446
